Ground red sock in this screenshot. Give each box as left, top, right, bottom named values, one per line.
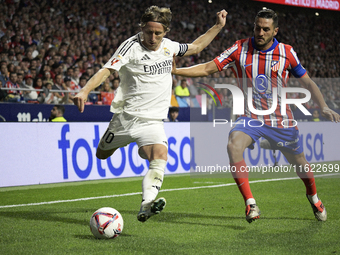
left=296, top=163, right=317, bottom=196
left=230, top=159, right=253, bottom=203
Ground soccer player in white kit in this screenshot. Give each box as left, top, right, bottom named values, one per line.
left=74, top=6, right=227, bottom=222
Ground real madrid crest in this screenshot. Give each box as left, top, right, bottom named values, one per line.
left=164, top=47, right=170, bottom=56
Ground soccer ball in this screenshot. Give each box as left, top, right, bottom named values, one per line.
left=90, top=207, right=124, bottom=239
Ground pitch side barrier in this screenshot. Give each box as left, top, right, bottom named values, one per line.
left=190, top=121, right=340, bottom=178
left=0, top=102, right=114, bottom=122
left=0, top=120, right=339, bottom=187
left=0, top=122, right=191, bottom=187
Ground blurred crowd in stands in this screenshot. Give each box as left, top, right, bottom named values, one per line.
left=0, top=0, right=339, bottom=110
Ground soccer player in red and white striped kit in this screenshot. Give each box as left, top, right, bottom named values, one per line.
left=173, top=8, right=340, bottom=223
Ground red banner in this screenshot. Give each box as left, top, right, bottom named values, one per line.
left=253, top=0, right=340, bottom=11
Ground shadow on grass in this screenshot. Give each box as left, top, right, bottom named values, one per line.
left=0, top=207, right=98, bottom=226
left=0, top=206, right=314, bottom=229
left=115, top=210, right=313, bottom=233
left=75, top=232, right=133, bottom=240
left=119, top=209, right=314, bottom=222
left=0, top=206, right=317, bottom=245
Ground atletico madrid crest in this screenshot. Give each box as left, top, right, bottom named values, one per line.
left=271, top=60, right=280, bottom=72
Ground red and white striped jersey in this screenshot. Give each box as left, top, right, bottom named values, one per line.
left=5, top=80, right=21, bottom=95
left=214, top=37, right=307, bottom=128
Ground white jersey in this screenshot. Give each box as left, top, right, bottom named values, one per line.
left=103, top=33, right=188, bottom=120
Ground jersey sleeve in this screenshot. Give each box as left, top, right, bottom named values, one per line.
left=287, top=47, right=307, bottom=78
left=103, top=39, right=136, bottom=71
left=213, top=42, right=239, bottom=71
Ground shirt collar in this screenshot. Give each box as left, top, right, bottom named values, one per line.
left=251, top=37, right=278, bottom=52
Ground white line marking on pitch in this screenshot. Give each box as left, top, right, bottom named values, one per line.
left=0, top=173, right=338, bottom=209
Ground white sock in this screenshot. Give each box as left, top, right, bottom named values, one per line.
left=142, top=159, right=166, bottom=205
left=307, top=193, right=319, bottom=204
left=245, top=198, right=256, bottom=206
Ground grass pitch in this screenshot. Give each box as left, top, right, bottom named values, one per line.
left=1, top=165, right=340, bottom=255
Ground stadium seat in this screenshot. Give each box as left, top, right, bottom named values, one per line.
left=191, top=97, right=200, bottom=107
left=195, top=95, right=202, bottom=107
left=176, top=96, right=190, bottom=107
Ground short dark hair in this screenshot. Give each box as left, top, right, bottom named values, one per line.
left=55, top=105, right=65, bottom=115
left=255, top=9, right=278, bottom=28
left=140, top=6, right=172, bottom=32
left=169, top=106, right=179, bottom=113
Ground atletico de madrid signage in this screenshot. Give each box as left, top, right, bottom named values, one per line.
left=254, top=0, right=340, bottom=11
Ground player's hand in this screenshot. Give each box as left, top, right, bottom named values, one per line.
left=171, top=54, right=178, bottom=75
left=321, top=107, right=340, bottom=123
left=73, top=91, right=88, bottom=113
left=215, top=9, right=228, bottom=28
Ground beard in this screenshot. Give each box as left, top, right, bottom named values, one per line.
left=254, top=36, right=274, bottom=50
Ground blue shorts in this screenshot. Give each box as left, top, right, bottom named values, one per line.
left=230, top=117, right=303, bottom=155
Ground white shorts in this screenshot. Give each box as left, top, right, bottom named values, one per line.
left=98, top=112, right=168, bottom=158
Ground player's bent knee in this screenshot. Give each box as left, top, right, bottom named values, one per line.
left=147, top=153, right=167, bottom=162
left=227, top=142, right=240, bottom=154
left=150, top=159, right=167, bottom=172
left=156, top=151, right=168, bottom=161
left=227, top=141, right=245, bottom=160
left=139, top=144, right=168, bottom=161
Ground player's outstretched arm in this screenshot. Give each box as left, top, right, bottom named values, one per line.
left=73, top=68, right=112, bottom=113
left=172, top=55, right=218, bottom=77
left=299, top=74, right=340, bottom=122
left=184, top=10, right=227, bottom=56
